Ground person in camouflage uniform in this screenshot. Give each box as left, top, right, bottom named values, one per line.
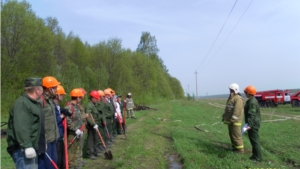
left=244, top=86, right=262, bottom=162
left=222, top=83, right=244, bottom=153
left=38, top=76, right=61, bottom=169
left=125, top=92, right=136, bottom=119
left=6, top=78, right=45, bottom=169
left=85, top=90, right=102, bottom=159
left=65, top=89, right=84, bottom=169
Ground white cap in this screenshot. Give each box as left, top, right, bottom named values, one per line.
left=128, top=92, right=131, bottom=96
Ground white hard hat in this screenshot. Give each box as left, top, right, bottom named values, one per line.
left=229, top=83, right=239, bottom=94
left=128, top=92, right=131, bottom=96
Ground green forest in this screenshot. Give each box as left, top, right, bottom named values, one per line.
left=1, top=0, right=184, bottom=117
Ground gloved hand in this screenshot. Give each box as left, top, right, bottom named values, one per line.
left=75, top=129, right=83, bottom=136
left=93, top=124, right=98, bottom=130
left=25, top=147, right=36, bottom=159
left=60, top=108, right=72, bottom=117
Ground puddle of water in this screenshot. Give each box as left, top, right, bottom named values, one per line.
left=169, top=155, right=182, bottom=169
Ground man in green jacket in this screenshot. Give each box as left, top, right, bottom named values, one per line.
left=244, top=85, right=262, bottom=162
left=102, top=89, right=115, bottom=146
left=95, top=90, right=107, bottom=151
left=86, top=90, right=101, bottom=159
left=6, top=77, right=45, bottom=169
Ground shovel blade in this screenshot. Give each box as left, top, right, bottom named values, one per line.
left=104, top=151, right=113, bottom=160
left=108, top=151, right=113, bottom=159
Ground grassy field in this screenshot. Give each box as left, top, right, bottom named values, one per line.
left=1, top=99, right=299, bottom=168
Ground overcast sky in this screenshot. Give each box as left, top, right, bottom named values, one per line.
left=27, top=0, right=300, bottom=95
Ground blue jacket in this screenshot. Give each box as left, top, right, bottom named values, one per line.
left=53, top=101, right=64, bottom=140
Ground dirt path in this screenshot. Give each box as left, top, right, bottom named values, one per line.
left=83, top=106, right=182, bottom=169
left=207, top=102, right=300, bottom=122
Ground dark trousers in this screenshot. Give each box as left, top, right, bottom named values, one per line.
left=56, top=140, right=65, bottom=169
left=86, top=128, right=100, bottom=156
left=248, top=128, right=262, bottom=161
left=38, top=141, right=58, bottom=169
left=105, top=118, right=113, bottom=143
left=112, top=118, right=118, bottom=138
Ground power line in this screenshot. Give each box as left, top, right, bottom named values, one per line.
left=196, top=0, right=239, bottom=71
left=199, top=0, right=254, bottom=72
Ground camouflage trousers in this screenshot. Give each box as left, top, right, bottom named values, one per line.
left=67, top=134, right=81, bottom=168
left=79, top=132, right=85, bottom=161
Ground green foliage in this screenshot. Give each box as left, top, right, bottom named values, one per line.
left=0, top=0, right=184, bottom=119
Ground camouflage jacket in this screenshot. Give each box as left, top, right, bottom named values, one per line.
left=65, top=102, right=83, bottom=132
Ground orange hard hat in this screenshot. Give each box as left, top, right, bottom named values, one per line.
left=56, top=85, right=66, bottom=95
left=90, top=90, right=100, bottom=100
left=111, top=90, right=115, bottom=96
left=244, top=86, right=257, bottom=95
left=70, top=88, right=84, bottom=97
left=98, top=90, right=104, bottom=97
left=104, top=89, right=111, bottom=95
left=78, top=88, right=87, bottom=95
left=42, top=76, right=60, bottom=88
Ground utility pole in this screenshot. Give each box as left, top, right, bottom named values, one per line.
left=195, top=71, right=198, bottom=101
left=188, top=84, right=189, bottom=95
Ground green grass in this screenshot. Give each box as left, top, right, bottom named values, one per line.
left=170, top=100, right=300, bottom=169
left=1, top=99, right=299, bottom=168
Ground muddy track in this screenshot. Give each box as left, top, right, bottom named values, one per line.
left=207, top=102, right=300, bottom=122
left=83, top=106, right=182, bottom=169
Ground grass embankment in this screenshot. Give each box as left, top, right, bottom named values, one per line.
left=1, top=100, right=299, bottom=168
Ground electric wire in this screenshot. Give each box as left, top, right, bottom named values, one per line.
left=199, top=0, right=254, bottom=72
left=196, top=0, right=238, bottom=71
left=186, top=0, right=239, bottom=95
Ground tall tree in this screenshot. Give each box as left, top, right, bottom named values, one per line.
left=136, top=32, right=159, bottom=57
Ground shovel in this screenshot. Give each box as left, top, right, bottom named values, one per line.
left=45, top=152, right=59, bottom=169
left=105, top=125, right=111, bottom=138
left=68, top=135, right=78, bottom=148
left=90, top=114, right=113, bottom=160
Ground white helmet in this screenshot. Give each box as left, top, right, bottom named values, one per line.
left=128, top=92, right=132, bottom=96
left=229, top=83, right=239, bottom=94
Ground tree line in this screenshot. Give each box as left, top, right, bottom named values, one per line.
left=1, top=0, right=184, bottom=117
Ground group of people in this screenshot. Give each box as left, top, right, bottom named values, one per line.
left=6, top=76, right=136, bottom=169
left=223, top=83, right=262, bottom=162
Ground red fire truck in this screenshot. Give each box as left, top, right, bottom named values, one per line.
left=291, top=91, right=300, bottom=107
left=254, top=89, right=291, bottom=107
